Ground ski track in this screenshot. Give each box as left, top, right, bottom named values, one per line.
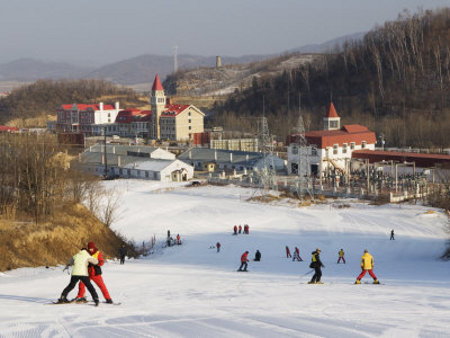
left=1, top=181, right=449, bottom=337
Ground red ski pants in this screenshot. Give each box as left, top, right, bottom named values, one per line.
left=337, top=257, right=346, bottom=263
left=357, top=269, right=377, bottom=280
left=77, top=275, right=111, bottom=300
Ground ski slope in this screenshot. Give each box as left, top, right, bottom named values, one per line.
left=0, top=180, right=449, bottom=337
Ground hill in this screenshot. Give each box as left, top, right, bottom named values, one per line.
left=213, top=8, right=450, bottom=149
left=0, top=180, right=448, bottom=336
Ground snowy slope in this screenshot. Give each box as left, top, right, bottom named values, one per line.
left=0, top=180, right=449, bottom=337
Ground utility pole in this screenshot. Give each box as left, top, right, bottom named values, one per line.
left=103, top=126, right=108, bottom=178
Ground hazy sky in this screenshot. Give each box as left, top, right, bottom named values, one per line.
left=0, top=0, right=448, bottom=66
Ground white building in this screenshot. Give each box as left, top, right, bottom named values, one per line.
left=56, top=102, right=121, bottom=135
left=287, top=102, right=376, bottom=176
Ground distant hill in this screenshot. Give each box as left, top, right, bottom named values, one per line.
left=0, top=32, right=364, bottom=88
left=0, top=58, right=92, bottom=82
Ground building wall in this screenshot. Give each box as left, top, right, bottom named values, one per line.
left=175, top=107, right=204, bottom=141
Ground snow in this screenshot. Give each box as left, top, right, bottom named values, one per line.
left=1, top=180, right=449, bottom=337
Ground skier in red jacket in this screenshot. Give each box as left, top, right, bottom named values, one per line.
left=293, top=247, right=303, bottom=261
left=233, top=225, right=238, bottom=235
left=238, top=251, right=249, bottom=271
left=285, top=246, right=292, bottom=258
left=238, top=225, right=242, bottom=234
left=75, top=242, right=113, bottom=304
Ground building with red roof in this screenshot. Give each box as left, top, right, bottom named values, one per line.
left=149, top=74, right=205, bottom=141
left=56, top=102, right=121, bottom=135
left=287, top=102, right=376, bottom=176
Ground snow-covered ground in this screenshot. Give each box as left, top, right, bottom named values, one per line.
left=1, top=180, right=449, bottom=337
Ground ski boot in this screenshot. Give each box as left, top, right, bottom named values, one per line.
left=94, top=299, right=99, bottom=307
left=105, top=299, right=113, bottom=304
left=74, top=297, right=87, bottom=303
left=373, top=279, right=380, bottom=284
left=57, top=296, right=70, bottom=304
left=355, top=279, right=361, bottom=284
left=315, top=281, right=324, bottom=284
left=307, top=281, right=316, bottom=284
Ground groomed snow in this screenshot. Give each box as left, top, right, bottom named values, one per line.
left=1, top=180, right=449, bottom=337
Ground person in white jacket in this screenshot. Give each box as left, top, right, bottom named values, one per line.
left=58, top=248, right=100, bottom=305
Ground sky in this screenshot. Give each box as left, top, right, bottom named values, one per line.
left=0, top=0, right=448, bottom=66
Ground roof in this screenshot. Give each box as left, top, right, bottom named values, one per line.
left=304, top=124, right=376, bottom=148
left=326, top=102, right=339, bottom=118
left=116, top=109, right=152, bottom=123
left=60, top=104, right=115, bottom=111
left=161, top=104, right=190, bottom=117
left=352, top=150, right=450, bottom=167
left=86, top=144, right=159, bottom=156
left=179, top=148, right=264, bottom=165
left=123, top=159, right=176, bottom=171
left=152, top=74, right=164, bottom=91
left=0, top=125, right=19, bottom=132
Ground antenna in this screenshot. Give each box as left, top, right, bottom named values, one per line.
left=173, top=45, right=178, bottom=73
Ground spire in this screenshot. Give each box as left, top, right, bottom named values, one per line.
left=327, top=102, right=339, bottom=118
left=152, top=74, right=164, bottom=91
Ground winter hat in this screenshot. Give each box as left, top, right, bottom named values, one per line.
left=88, top=242, right=96, bottom=250
left=316, top=248, right=321, bottom=252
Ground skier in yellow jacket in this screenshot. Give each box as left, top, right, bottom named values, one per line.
left=355, top=249, right=379, bottom=284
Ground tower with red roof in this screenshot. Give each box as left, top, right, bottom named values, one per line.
left=150, top=74, right=166, bottom=139
left=323, top=102, right=341, bottom=131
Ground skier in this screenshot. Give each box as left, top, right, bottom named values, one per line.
left=390, top=229, right=395, bottom=240
left=75, top=242, right=113, bottom=304
left=293, top=247, right=303, bottom=261
left=57, top=248, right=99, bottom=306
left=254, top=250, right=261, bottom=261
left=176, top=234, right=181, bottom=245
left=244, top=224, right=249, bottom=234
left=216, top=242, right=221, bottom=253
left=238, top=251, right=249, bottom=271
left=337, top=248, right=346, bottom=264
left=233, top=225, right=238, bottom=235
left=238, top=225, right=242, bottom=234
left=285, top=245, right=292, bottom=258
left=355, top=249, right=379, bottom=284
left=308, top=248, right=324, bottom=284
left=118, top=244, right=127, bottom=265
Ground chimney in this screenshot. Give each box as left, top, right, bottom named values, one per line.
left=246, top=154, right=249, bottom=161
left=230, top=152, right=233, bottom=163
left=189, top=150, right=192, bottom=159
left=167, top=97, right=173, bottom=105
left=115, top=101, right=120, bottom=110
left=99, top=102, right=104, bottom=111
left=101, top=154, right=105, bottom=165
left=112, top=146, right=115, bottom=154
left=118, top=156, right=121, bottom=167
left=214, top=150, right=218, bottom=161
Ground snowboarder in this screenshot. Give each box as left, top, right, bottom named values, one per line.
left=216, top=242, right=221, bottom=253
left=176, top=234, right=181, bottom=245
left=118, top=244, right=127, bottom=265
left=337, top=249, right=346, bottom=264
left=390, top=229, right=395, bottom=240
left=308, top=248, right=324, bottom=284
left=355, top=249, right=379, bottom=284
left=75, top=242, right=113, bottom=304
left=285, top=245, right=292, bottom=258
left=293, top=247, right=303, bottom=261
left=238, top=251, right=249, bottom=271
left=238, top=225, right=242, bottom=234
left=233, top=225, right=238, bottom=235
left=57, top=248, right=99, bottom=306
left=254, top=250, right=261, bottom=261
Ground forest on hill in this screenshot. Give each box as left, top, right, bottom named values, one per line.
left=0, top=79, right=143, bottom=125
left=213, top=8, right=450, bottom=149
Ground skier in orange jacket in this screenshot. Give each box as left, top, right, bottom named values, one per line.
left=238, top=251, right=249, bottom=271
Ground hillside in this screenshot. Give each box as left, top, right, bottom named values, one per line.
left=213, top=8, right=450, bottom=149
left=163, top=53, right=320, bottom=96
left=0, top=203, right=132, bottom=271
left=0, top=180, right=448, bottom=336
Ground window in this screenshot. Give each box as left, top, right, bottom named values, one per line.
left=330, top=120, right=338, bottom=128
left=311, top=147, right=317, bottom=156
left=188, top=119, right=191, bottom=124
left=188, top=112, right=191, bottom=116
left=291, top=145, right=298, bottom=154
left=350, top=142, right=355, bottom=150
left=333, top=144, right=339, bottom=155
left=189, top=126, right=191, bottom=130
left=361, top=141, right=367, bottom=149
left=342, top=143, right=348, bottom=154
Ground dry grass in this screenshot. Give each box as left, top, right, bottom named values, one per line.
left=0, top=204, right=136, bottom=271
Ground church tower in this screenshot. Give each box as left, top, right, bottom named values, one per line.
left=150, top=74, right=166, bottom=139
left=323, top=102, right=341, bottom=131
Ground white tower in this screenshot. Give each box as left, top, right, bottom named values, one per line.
left=150, top=74, right=166, bottom=140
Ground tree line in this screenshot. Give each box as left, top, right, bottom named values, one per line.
left=0, top=79, right=141, bottom=124
left=213, top=8, right=450, bottom=149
